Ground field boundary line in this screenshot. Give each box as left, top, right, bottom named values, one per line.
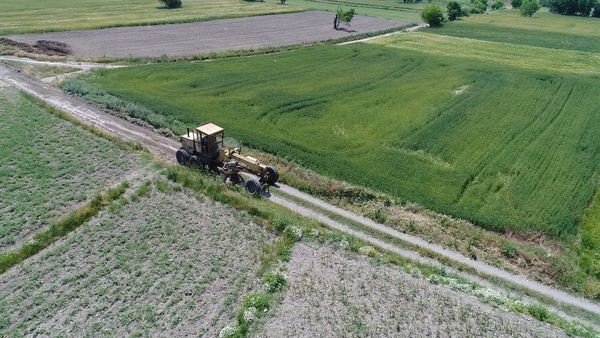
left=338, top=23, right=428, bottom=45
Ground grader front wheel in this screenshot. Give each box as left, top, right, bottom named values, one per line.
left=263, top=166, right=279, bottom=185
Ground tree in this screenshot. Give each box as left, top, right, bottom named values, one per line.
left=447, top=1, right=463, bottom=20
left=511, top=0, right=522, bottom=8
left=593, top=1, right=600, bottom=16
left=491, top=0, right=504, bottom=9
left=159, top=0, right=182, bottom=8
left=334, top=8, right=356, bottom=30
left=421, top=5, right=445, bottom=26
left=520, top=0, right=540, bottom=15
left=548, top=0, right=596, bottom=15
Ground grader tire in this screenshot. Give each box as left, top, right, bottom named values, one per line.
left=264, top=166, right=279, bottom=185
left=176, top=148, right=190, bottom=165
left=245, top=178, right=261, bottom=197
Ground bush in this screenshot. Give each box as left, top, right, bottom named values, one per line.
left=159, top=0, right=182, bottom=8
left=242, top=292, right=270, bottom=312
left=512, top=0, right=522, bottom=7
left=520, top=0, right=540, bottom=15
left=527, top=304, right=549, bottom=321
left=472, top=0, right=488, bottom=11
left=263, top=271, right=287, bottom=292
left=501, top=241, right=518, bottom=258
left=447, top=1, right=464, bottom=20
left=491, top=0, right=505, bottom=9
left=421, top=5, right=446, bottom=26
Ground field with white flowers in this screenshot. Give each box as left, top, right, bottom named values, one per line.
left=0, top=181, right=272, bottom=336
left=256, top=243, right=568, bottom=337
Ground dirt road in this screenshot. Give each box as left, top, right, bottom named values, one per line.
left=1, top=62, right=598, bottom=315
left=6, top=12, right=411, bottom=58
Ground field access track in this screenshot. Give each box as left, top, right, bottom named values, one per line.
left=6, top=12, right=411, bottom=58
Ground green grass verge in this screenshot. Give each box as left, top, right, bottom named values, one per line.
left=80, top=42, right=600, bottom=239
left=372, top=32, right=600, bottom=75
left=0, top=0, right=300, bottom=35
left=442, top=9, right=600, bottom=38
left=429, top=20, right=600, bottom=53
left=0, top=182, right=129, bottom=274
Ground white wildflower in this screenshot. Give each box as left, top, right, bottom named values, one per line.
left=243, top=307, right=258, bottom=323
left=218, top=322, right=238, bottom=338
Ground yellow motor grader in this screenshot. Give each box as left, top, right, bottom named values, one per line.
left=176, top=123, right=278, bottom=196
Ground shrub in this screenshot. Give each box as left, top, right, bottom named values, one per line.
left=159, top=0, right=182, bottom=8
left=501, top=241, right=518, bottom=258
left=527, top=303, right=549, bottom=321
left=284, top=225, right=303, bottom=241
left=358, top=245, right=378, bottom=257
left=263, top=271, right=287, bottom=292
left=491, top=0, right=505, bottom=9
left=422, top=5, right=446, bottom=26
left=272, top=217, right=289, bottom=232
left=520, top=0, right=540, bottom=15
left=447, top=1, right=464, bottom=20
left=242, top=292, right=270, bottom=312
left=512, top=0, right=522, bottom=7
left=472, top=0, right=488, bottom=11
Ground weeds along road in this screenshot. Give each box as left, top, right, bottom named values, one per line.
left=1, top=62, right=598, bottom=315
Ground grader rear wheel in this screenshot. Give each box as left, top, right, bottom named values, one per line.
left=176, top=148, right=190, bottom=165
left=245, top=178, right=261, bottom=197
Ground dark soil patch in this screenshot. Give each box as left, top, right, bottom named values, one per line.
left=0, top=38, right=71, bottom=56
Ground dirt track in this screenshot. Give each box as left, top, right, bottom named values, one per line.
left=1, top=62, right=599, bottom=316
left=6, top=12, right=411, bottom=58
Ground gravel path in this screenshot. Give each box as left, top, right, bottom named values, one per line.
left=6, top=12, right=412, bottom=58
left=1, top=62, right=598, bottom=316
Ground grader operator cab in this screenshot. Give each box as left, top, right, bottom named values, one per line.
left=176, top=123, right=279, bottom=196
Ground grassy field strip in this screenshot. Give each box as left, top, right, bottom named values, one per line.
left=0, top=181, right=130, bottom=274
left=0, top=88, right=142, bottom=251
left=449, top=10, right=600, bottom=37
left=429, top=22, right=600, bottom=53
left=270, top=184, right=600, bottom=315
left=0, top=0, right=300, bottom=35
left=370, top=32, right=600, bottom=75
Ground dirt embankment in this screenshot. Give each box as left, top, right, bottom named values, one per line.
left=0, top=38, right=71, bottom=56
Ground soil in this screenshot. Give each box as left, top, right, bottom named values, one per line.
left=0, top=186, right=272, bottom=336
left=256, top=243, right=568, bottom=337
left=0, top=38, right=71, bottom=56
left=5, top=12, right=411, bottom=58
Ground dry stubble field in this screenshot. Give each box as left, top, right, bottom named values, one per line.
left=0, top=182, right=272, bottom=336
left=255, top=243, right=567, bottom=337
